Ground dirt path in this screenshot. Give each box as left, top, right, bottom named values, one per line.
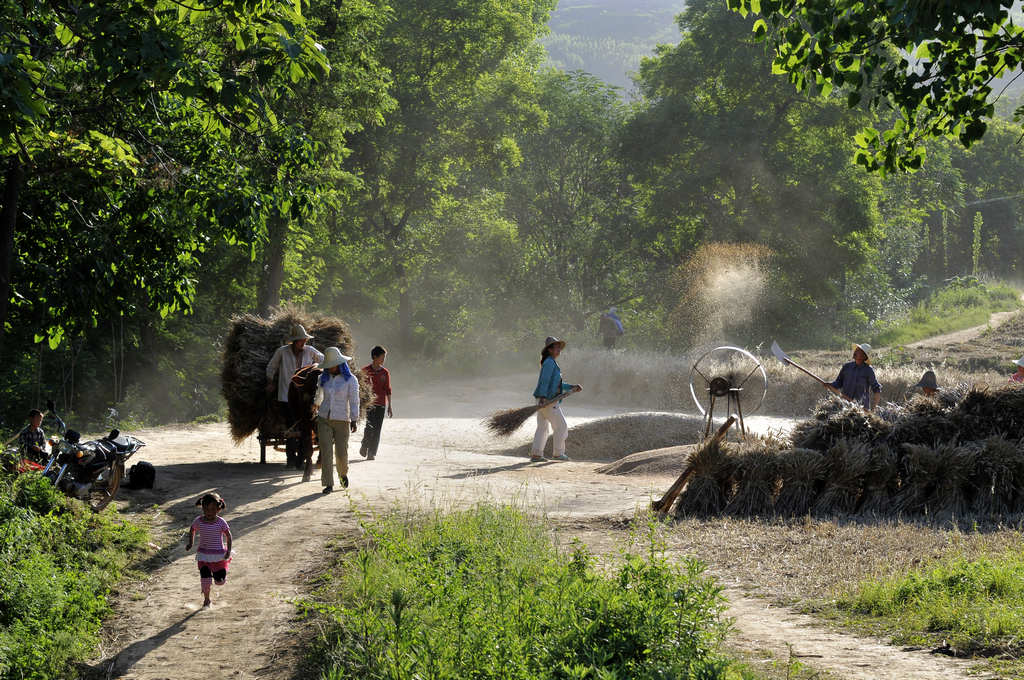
left=95, top=381, right=986, bottom=680
left=907, top=300, right=1022, bottom=348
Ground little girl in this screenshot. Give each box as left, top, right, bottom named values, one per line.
left=185, top=493, right=233, bottom=607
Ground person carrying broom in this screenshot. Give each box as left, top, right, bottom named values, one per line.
left=530, top=336, right=582, bottom=462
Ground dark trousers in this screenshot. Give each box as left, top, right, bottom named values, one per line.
left=361, top=405, right=386, bottom=457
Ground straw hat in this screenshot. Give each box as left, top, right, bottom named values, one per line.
left=543, top=336, right=566, bottom=351
left=913, top=370, right=938, bottom=390
left=1015, top=357, right=1024, bottom=369
left=318, top=346, right=352, bottom=370
left=852, top=342, right=872, bottom=363
left=287, top=324, right=314, bottom=342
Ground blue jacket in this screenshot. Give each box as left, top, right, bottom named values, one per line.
left=533, top=356, right=574, bottom=400
left=830, top=361, right=882, bottom=408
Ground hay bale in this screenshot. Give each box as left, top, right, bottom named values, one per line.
left=790, top=395, right=893, bottom=451
left=930, top=444, right=977, bottom=520
left=812, top=441, right=870, bottom=516
left=725, top=445, right=780, bottom=517
left=675, top=438, right=735, bottom=517
left=858, top=446, right=900, bottom=516
left=220, top=308, right=369, bottom=443
left=894, top=443, right=944, bottom=515
left=970, top=436, right=1024, bottom=516
left=774, top=448, right=826, bottom=516
left=511, top=412, right=703, bottom=462
left=596, top=445, right=696, bottom=476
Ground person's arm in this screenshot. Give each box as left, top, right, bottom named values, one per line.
left=307, top=347, right=324, bottom=367
left=869, top=369, right=882, bottom=411
left=827, top=365, right=846, bottom=396
left=266, top=347, right=282, bottom=389
left=349, top=377, right=359, bottom=431
left=533, top=360, right=556, bottom=401
left=223, top=524, right=232, bottom=560
left=385, top=370, right=393, bottom=418
left=185, top=521, right=196, bottom=551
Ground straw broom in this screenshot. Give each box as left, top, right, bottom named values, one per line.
left=484, top=391, right=577, bottom=437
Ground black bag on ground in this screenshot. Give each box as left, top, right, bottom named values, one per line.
left=126, top=461, right=156, bottom=489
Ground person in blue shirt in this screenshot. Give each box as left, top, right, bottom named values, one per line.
left=828, top=343, right=882, bottom=410
left=531, top=336, right=582, bottom=462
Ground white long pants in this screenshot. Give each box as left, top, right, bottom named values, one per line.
left=532, top=402, right=568, bottom=457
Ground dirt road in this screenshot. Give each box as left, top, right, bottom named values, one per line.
left=94, top=380, right=985, bottom=680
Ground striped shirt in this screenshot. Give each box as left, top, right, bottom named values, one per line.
left=191, top=515, right=231, bottom=562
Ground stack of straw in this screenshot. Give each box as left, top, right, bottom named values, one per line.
left=220, top=308, right=371, bottom=443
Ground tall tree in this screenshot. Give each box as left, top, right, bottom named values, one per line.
left=0, top=0, right=330, bottom=347
left=503, top=69, right=639, bottom=328
left=340, top=0, right=556, bottom=347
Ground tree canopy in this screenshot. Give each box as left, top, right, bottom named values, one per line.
left=726, top=0, right=1024, bottom=172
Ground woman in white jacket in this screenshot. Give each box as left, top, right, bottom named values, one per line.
left=314, top=347, right=359, bottom=493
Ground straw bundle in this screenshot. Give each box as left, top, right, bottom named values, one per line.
left=930, top=444, right=977, bottom=520
left=221, top=308, right=366, bottom=443
left=857, top=446, right=900, bottom=516
left=894, top=443, right=945, bottom=515
left=790, top=395, right=893, bottom=451
left=970, top=436, right=1024, bottom=516
left=774, top=448, right=826, bottom=516
left=812, top=441, right=870, bottom=516
left=725, top=446, right=780, bottom=517
left=675, top=438, right=734, bottom=517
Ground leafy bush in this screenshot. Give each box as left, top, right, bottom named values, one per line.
left=0, top=474, right=147, bottom=680
left=840, top=551, right=1024, bottom=656
left=302, top=506, right=733, bottom=680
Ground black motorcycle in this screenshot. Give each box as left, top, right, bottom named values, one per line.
left=39, top=405, right=145, bottom=511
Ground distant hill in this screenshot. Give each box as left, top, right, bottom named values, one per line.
left=541, top=0, right=687, bottom=94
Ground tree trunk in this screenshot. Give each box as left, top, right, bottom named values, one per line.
left=0, top=157, right=24, bottom=353
left=258, top=212, right=288, bottom=316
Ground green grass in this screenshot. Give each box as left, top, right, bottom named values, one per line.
left=300, top=505, right=750, bottom=680
left=871, top=279, right=1021, bottom=347
left=0, top=473, right=148, bottom=680
left=837, top=549, right=1024, bottom=659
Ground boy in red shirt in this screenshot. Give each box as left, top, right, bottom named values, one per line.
left=360, top=346, right=392, bottom=460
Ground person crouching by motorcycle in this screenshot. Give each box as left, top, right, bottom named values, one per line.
left=19, top=408, right=47, bottom=463
left=185, top=493, right=233, bottom=608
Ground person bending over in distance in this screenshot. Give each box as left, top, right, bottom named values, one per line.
left=912, top=369, right=939, bottom=397
left=828, top=343, right=882, bottom=411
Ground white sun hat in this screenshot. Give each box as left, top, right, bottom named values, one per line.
left=1015, top=357, right=1024, bottom=368
left=853, top=342, right=872, bottom=363
left=287, top=324, right=315, bottom=342
left=318, top=346, right=352, bottom=370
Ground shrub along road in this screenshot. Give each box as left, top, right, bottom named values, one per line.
left=94, top=382, right=987, bottom=680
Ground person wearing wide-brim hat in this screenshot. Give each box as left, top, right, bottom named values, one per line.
left=1010, top=357, right=1024, bottom=384
left=529, top=336, right=582, bottom=462
left=827, top=342, right=882, bottom=410
left=313, top=347, right=359, bottom=493
left=912, top=369, right=939, bottom=397
left=266, top=323, right=324, bottom=468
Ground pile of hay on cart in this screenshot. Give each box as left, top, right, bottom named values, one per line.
left=221, top=308, right=372, bottom=444
left=670, top=384, right=1024, bottom=519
